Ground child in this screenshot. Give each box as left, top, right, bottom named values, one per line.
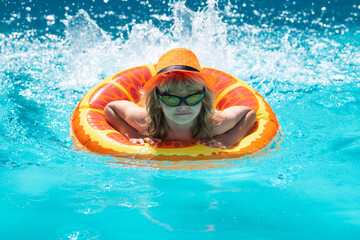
left=104, top=48, right=256, bottom=149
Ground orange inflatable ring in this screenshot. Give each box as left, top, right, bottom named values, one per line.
left=70, top=64, right=279, bottom=161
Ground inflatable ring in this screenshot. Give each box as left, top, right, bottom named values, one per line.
left=70, top=64, right=279, bottom=161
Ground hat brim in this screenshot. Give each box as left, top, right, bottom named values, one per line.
left=143, top=69, right=216, bottom=91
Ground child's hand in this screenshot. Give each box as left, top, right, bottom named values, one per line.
left=198, top=136, right=238, bottom=149
left=129, top=137, right=161, bottom=146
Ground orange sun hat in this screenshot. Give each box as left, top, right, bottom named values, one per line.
left=143, top=48, right=216, bottom=91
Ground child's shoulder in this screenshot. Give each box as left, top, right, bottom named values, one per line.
left=124, top=102, right=148, bottom=131
left=210, top=106, right=253, bottom=136
left=108, top=100, right=148, bottom=132
left=210, top=110, right=225, bottom=125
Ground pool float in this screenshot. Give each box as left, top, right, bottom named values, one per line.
left=70, top=64, right=279, bottom=161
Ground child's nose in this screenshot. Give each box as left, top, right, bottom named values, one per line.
left=178, top=101, right=188, bottom=107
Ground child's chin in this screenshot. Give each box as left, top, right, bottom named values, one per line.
left=173, top=117, right=195, bottom=124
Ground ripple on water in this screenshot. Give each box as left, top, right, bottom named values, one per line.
left=154, top=170, right=180, bottom=179
left=26, top=193, right=49, bottom=202
left=111, top=178, right=142, bottom=190
left=126, top=185, right=163, bottom=199
left=74, top=204, right=105, bottom=215
left=63, top=195, right=112, bottom=215
left=113, top=199, right=134, bottom=208
left=58, top=182, right=88, bottom=191
left=80, top=184, right=103, bottom=194
left=58, top=182, right=103, bottom=194
left=55, top=224, right=102, bottom=240
left=98, top=169, right=122, bottom=180
left=63, top=172, right=100, bottom=183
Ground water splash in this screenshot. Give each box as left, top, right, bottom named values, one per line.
left=0, top=0, right=359, bottom=169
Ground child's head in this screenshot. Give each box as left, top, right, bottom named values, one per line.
left=144, top=71, right=216, bottom=140
left=143, top=48, right=216, bottom=92
left=142, top=48, right=217, bottom=140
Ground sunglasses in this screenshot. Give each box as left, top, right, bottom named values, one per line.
left=156, top=88, right=205, bottom=107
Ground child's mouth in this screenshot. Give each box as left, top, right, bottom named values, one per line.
left=175, top=112, right=191, bottom=115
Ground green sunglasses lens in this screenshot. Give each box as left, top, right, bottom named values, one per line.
left=158, top=90, right=205, bottom=107
left=184, top=94, right=204, bottom=106
left=160, top=95, right=180, bottom=106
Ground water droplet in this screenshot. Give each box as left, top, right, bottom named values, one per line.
left=56, top=225, right=102, bottom=239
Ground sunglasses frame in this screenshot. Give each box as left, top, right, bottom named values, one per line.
left=156, top=88, right=205, bottom=107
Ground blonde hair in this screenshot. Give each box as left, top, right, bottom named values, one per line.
left=142, top=72, right=217, bottom=141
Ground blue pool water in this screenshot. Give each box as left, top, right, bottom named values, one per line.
left=1, top=0, right=360, bottom=239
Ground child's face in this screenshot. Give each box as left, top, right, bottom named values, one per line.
left=160, top=86, right=203, bottom=126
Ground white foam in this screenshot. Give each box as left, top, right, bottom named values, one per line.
left=0, top=1, right=359, bottom=108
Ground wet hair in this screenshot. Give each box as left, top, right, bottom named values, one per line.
left=142, top=72, right=217, bottom=141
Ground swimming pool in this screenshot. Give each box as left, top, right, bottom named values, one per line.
left=1, top=0, right=359, bottom=239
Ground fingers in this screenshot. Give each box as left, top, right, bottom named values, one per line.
left=129, top=137, right=161, bottom=146
left=198, top=139, right=226, bottom=149
left=129, top=138, right=145, bottom=145
left=144, top=137, right=153, bottom=145
left=144, top=137, right=162, bottom=145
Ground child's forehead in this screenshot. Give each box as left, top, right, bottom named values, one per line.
left=166, top=85, right=201, bottom=94
left=162, top=80, right=203, bottom=91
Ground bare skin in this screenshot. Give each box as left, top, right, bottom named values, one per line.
left=104, top=88, right=256, bottom=148
left=199, top=106, right=257, bottom=148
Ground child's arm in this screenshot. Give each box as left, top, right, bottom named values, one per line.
left=104, top=101, right=159, bottom=145
left=199, top=106, right=256, bottom=148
